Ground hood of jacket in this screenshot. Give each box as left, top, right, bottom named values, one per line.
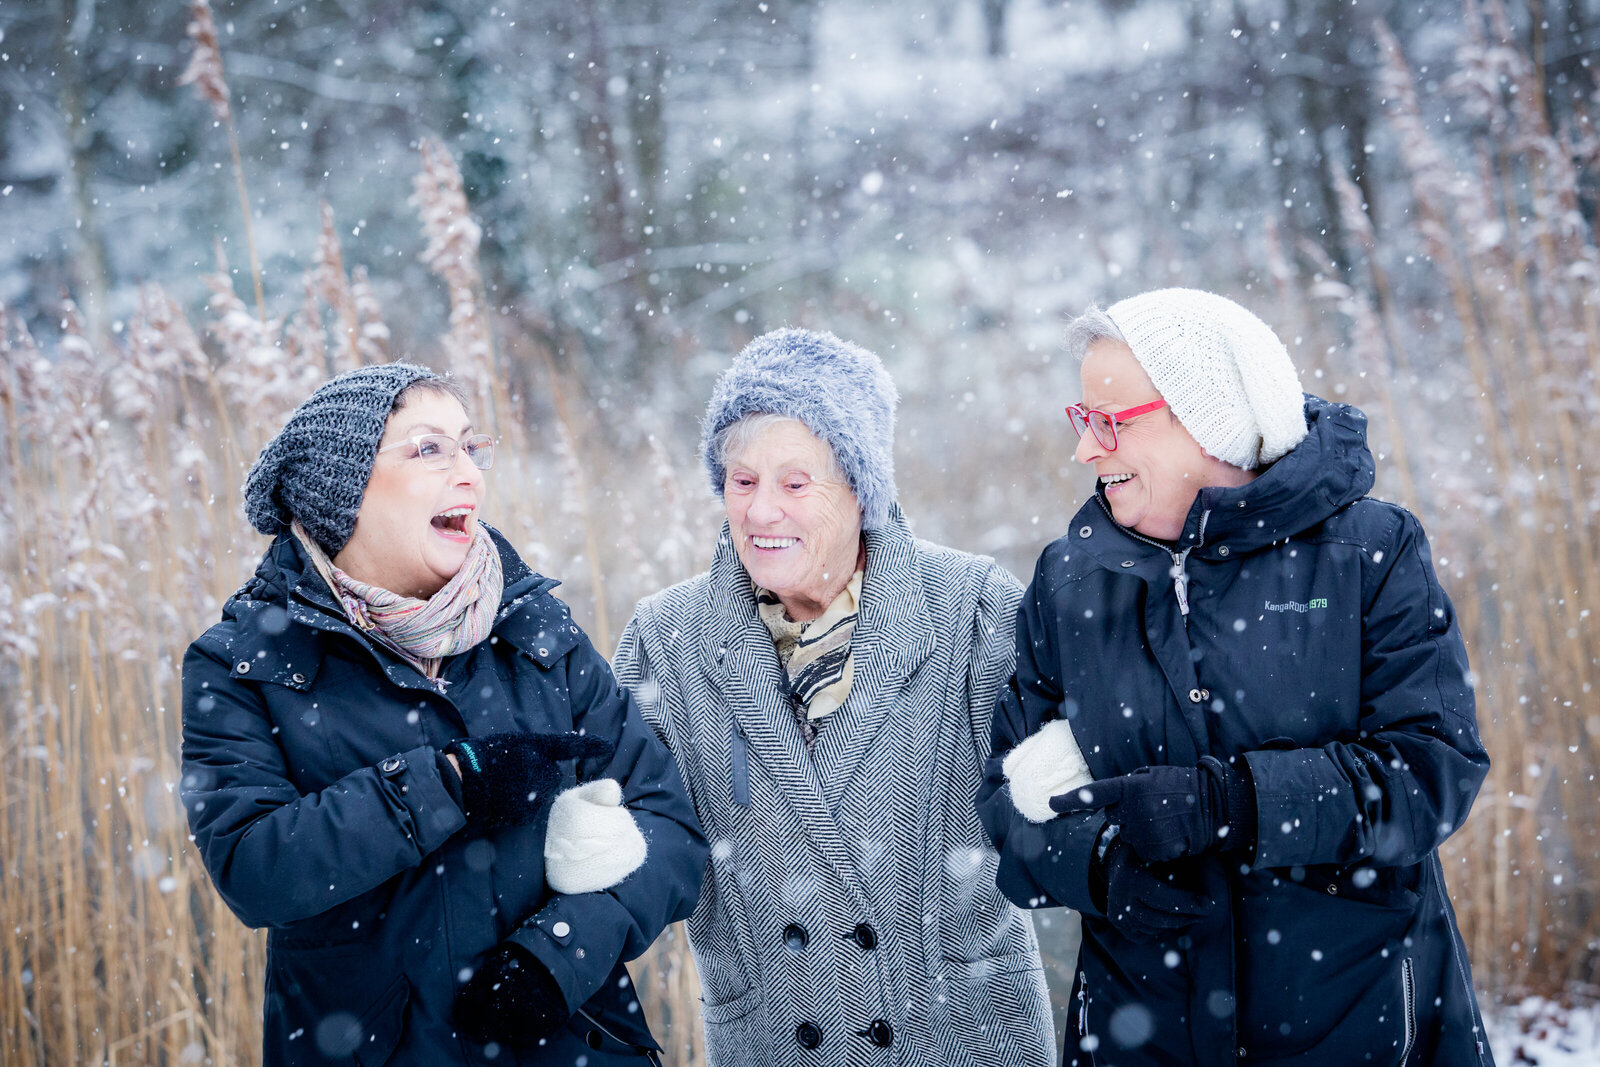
left=1082, top=395, right=1375, bottom=564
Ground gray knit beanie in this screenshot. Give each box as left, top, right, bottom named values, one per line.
left=244, top=362, right=442, bottom=553
left=701, top=328, right=899, bottom=530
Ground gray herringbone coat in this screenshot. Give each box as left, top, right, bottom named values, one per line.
left=615, top=507, right=1055, bottom=1067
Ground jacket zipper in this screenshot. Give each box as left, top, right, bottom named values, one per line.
left=1397, top=957, right=1416, bottom=1065
left=1095, top=497, right=1211, bottom=617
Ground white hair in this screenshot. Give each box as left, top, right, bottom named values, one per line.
left=1063, top=305, right=1128, bottom=363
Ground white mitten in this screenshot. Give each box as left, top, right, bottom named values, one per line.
left=543, top=779, right=648, bottom=894
left=1001, top=717, right=1094, bottom=824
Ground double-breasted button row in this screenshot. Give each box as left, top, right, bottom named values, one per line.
left=795, top=1019, right=894, bottom=1051
left=782, top=921, right=877, bottom=952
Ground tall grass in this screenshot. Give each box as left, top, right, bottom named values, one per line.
left=1307, top=0, right=1599, bottom=1000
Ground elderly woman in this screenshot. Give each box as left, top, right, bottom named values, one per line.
left=978, top=289, right=1494, bottom=1066
left=181, top=363, right=706, bottom=1066
left=614, top=329, right=1056, bottom=1066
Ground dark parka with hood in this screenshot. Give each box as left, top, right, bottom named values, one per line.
left=979, top=398, right=1493, bottom=1067
left=181, top=526, right=707, bottom=1066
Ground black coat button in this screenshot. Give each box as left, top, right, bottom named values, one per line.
left=851, top=922, right=878, bottom=950
left=796, top=1022, right=823, bottom=1049
left=866, top=1019, right=894, bottom=1047
left=783, top=923, right=809, bottom=951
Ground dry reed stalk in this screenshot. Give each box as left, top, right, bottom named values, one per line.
left=412, top=137, right=503, bottom=428
left=180, top=0, right=265, bottom=324
left=1373, top=10, right=1600, bottom=997
left=313, top=201, right=364, bottom=372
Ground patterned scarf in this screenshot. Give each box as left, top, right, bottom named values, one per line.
left=756, top=570, right=862, bottom=750
left=292, top=519, right=504, bottom=680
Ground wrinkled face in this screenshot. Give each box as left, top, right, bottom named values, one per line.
left=334, top=390, right=486, bottom=598
left=724, top=418, right=863, bottom=621
left=1074, top=339, right=1251, bottom=542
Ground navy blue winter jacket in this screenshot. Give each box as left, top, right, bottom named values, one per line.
left=181, top=526, right=707, bottom=1066
left=979, top=397, right=1493, bottom=1067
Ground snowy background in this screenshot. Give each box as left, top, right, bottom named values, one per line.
left=2, top=0, right=1598, bottom=1062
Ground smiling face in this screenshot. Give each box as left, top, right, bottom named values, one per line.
left=723, top=417, right=864, bottom=621
left=332, top=388, right=486, bottom=599
left=1074, top=339, right=1253, bottom=541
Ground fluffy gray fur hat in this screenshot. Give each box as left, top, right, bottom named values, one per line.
left=243, top=362, right=441, bottom=553
left=701, top=327, right=899, bottom=529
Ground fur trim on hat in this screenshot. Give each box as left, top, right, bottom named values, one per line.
left=701, top=328, right=899, bottom=529
left=1106, top=289, right=1307, bottom=469
left=244, top=362, right=441, bottom=553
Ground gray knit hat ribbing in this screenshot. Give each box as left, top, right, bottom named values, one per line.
left=244, top=362, right=441, bottom=553
left=701, top=328, right=899, bottom=529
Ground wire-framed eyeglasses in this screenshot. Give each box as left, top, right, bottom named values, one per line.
left=1064, top=399, right=1168, bottom=451
left=375, top=433, right=496, bottom=471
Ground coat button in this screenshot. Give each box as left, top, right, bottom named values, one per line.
left=1078, top=525, right=1093, bottom=538
left=865, top=1020, right=894, bottom=1047
left=235, top=661, right=251, bottom=674
left=291, top=672, right=306, bottom=684
left=783, top=923, right=809, bottom=951
left=379, top=757, right=403, bottom=774
left=851, top=923, right=878, bottom=950
left=585, top=1029, right=604, bottom=1050
left=1188, top=689, right=1203, bottom=704
left=1327, top=884, right=1339, bottom=895
left=1120, top=560, right=1135, bottom=568
left=795, top=1022, right=822, bottom=1049
left=552, top=921, right=571, bottom=938
left=1218, top=545, right=1230, bottom=556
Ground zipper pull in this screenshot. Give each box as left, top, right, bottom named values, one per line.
left=1172, top=560, right=1191, bottom=616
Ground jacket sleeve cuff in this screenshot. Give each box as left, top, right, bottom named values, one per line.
left=1243, top=747, right=1350, bottom=868
left=997, top=809, right=1109, bottom=918
left=509, top=891, right=634, bottom=1014
left=391, top=745, right=468, bottom=855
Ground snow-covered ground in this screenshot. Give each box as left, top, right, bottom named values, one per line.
left=1485, top=998, right=1600, bottom=1066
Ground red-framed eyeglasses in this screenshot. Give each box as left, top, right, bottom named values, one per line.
left=1065, top=399, right=1168, bottom=451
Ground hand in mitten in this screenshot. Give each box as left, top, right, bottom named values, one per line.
left=455, top=941, right=569, bottom=1045
left=1093, top=836, right=1222, bottom=944
left=445, top=732, right=616, bottom=829
left=544, top=778, right=648, bottom=894
left=1050, top=755, right=1256, bottom=862
left=1000, top=717, right=1094, bottom=823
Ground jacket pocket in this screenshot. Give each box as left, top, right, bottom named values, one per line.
left=699, top=986, right=772, bottom=1067
left=264, top=946, right=410, bottom=1066
left=1235, top=875, right=1421, bottom=1062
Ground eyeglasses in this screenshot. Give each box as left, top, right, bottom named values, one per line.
left=375, top=433, right=496, bottom=471
left=1065, top=399, right=1168, bottom=451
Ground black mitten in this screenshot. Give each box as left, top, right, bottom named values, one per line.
left=1092, top=836, right=1222, bottom=944
left=445, top=732, right=615, bottom=829
left=454, top=941, right=569, bottom=1045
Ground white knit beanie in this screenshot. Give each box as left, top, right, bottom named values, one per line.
left=1105, top=288, right=1308, bottom=469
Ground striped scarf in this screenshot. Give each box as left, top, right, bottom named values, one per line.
left=292, top=519, right=503, bottom=680
left=756, top=570, right=862, bottom=750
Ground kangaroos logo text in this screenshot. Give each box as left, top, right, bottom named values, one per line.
left=1264, top=598, right=1328, bottom=613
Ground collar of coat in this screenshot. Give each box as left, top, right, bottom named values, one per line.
left=1075, top=394, right=1376, bottom=571
left=217, top=522, right=576, bottom=695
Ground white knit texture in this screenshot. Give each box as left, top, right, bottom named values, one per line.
left=1106, top=288, right=1307, bottom=469
left=543, top=779, right=648, bottom=895
left=1002, top=718, right=1094, bottom=824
